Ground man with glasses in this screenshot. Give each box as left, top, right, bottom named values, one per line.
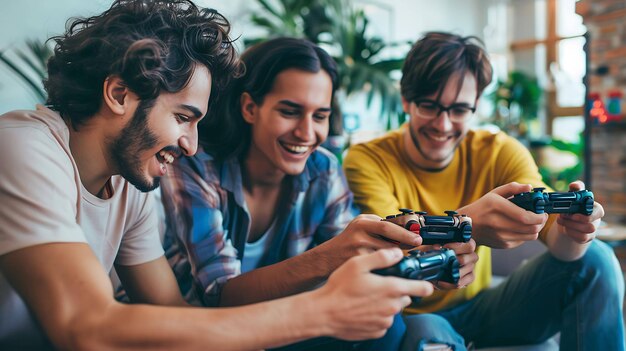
left=344, top=31, right=624, bottom=350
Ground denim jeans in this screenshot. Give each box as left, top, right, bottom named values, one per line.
left=401, top=240, right=625, bottom=351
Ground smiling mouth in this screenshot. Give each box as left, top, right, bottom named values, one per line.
left=422, top=130, right=456, bottom=143
left=156, top=150, right=176, bottom=165
left=280, top=142, right=312, bottom=155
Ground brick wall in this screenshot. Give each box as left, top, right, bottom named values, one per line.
left=577, top=0, right=626, bottom=225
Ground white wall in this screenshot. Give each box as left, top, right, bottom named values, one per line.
left=387, top=0, right=487, bottom=42
left=0, top=1, right=109, bottom=113
left=0, top=0, right=488, bottom=117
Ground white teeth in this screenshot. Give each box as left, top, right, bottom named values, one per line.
left=283, top=144, right=310, bottom=153
left=159, top=151, right=175, bottom=164
left=427, top=134, right=449, bottom=142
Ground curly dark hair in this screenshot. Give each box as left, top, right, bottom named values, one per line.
left=199, top=37, right=338, bottom=160
left=401, top=31, right=493, bottom=104
left=44, top=0, right=243, bottom=129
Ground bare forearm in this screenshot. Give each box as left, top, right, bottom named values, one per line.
left=0, top=244, right=326, bottom=351
left=68, top=294, right=325, bottom=351
left=220, top=248, right=335, bottom=306
left=545, top=224, right=590, bottom=261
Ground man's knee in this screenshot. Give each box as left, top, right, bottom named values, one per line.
left=401, top=314, right=465, bottom=351
left=578, top=240, right=625, bottom=297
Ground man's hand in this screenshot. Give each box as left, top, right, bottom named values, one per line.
left=556, top=181, right=604, bottom=244
left=546, top=181, right=605, bottom=261
left=419, top=239, right=479, bottom=289
left=312, top=214, right=423, bottom=271
left=313, top=248, right=434, bottom=341
left=458, top=182, right=548, bottom=249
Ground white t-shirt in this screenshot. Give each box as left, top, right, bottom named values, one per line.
left=0, top=106, right=164, bottom=349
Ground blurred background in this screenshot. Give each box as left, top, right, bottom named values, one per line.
left=1, top=0, right=624, bottom=238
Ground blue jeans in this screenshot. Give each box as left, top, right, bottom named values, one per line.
left=271, top=313, right=452, bottom=351
left=402, top=240, right=625, bottom=350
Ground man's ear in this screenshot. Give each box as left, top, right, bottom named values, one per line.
left=401, top=96, right=411, bottom=114
left=102, top=76, right=131, bottom=116
left=240, top=92, right=258, bottom=124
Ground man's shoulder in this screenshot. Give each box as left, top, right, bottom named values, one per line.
left=0, top=107, right=69, bottom=147
left=347, top=129, right=403, bottom=159
left=0, top=107, right=73, bottom=171
left=465, top=129, right=520, bottom=150
left=0, top=106, right=66, bottom=130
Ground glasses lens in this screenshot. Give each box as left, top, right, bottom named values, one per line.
left=416, top=102, right=439, bottom=119
left=449, top=106, right=473, bottom=122
left=415, top=101, right=475, bottom=122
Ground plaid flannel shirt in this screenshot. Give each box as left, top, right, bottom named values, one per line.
left=160, top=147, right=357, bottom=306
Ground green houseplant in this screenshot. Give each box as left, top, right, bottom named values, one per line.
left=536, top=135, right=584, bottom=191
left=0, top=39, right=53, bottom=103
left=489, top=70, right=542, bottom=138
left=489, top=70, right=582, bottom=191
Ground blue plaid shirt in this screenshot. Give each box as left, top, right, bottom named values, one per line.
left=160, top=147, right=357, bottom=306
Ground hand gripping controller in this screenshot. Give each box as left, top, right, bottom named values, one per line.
left=373, top=248, right=460, bottom=284
left=510, top=187, right=594, bottom=215
left=383, top=208, right=472, bottom=245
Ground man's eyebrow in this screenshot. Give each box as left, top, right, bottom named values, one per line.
left=278, top=100, right=332, bottom=112
left=179, top=104, right=204, bottom=118
left=450, top=102, right=474, bottom=107
left=278, top=100, right=303, bottom=109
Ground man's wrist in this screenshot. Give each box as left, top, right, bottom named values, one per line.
left=290, top=288, right=334, bottom=339
left=305, top=243, right=347, bottom=279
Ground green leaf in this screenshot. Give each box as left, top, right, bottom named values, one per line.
left=257, top=0, right=282, bottom=19
left=247, top=0, right=405, bottom=130
left=0, top=48, right=48, bottom=101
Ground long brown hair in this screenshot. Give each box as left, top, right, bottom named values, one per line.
left=200, top=37, right=338, bottom=160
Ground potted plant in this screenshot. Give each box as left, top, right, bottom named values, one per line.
left=489, top=70, right=542, bottom=139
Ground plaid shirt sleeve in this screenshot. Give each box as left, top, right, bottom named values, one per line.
left=160, top=156, right=240, bottom=306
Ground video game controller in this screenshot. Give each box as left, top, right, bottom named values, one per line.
left=510, top=187, right=594, bottom=215
left=382, top=208, right=472, bottom=245
left=373, top=248, right=460, bottom=284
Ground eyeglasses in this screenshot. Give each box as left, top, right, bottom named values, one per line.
left=412, top=99, right=476, bottom=123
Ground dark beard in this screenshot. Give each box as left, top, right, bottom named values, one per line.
left=110, top=99, right=160, bottom=193
left=408, top=124, right=459, bottom=171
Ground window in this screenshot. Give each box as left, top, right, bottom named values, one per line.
left=509, top=0, right=585, bottom=138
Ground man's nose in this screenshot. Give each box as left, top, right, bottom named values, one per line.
left=294, top=116, right=315, bottom=141
left=179, top=124, right=199, bottom=156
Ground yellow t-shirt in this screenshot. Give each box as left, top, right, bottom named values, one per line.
left=343, top=126, right=554, bottom=313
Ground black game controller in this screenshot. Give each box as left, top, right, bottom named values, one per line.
left=383, top=208, right=472, bottom=245
left=510, top=187, right=594, bottom=215
left=373, top=248, right=460, bottom=284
